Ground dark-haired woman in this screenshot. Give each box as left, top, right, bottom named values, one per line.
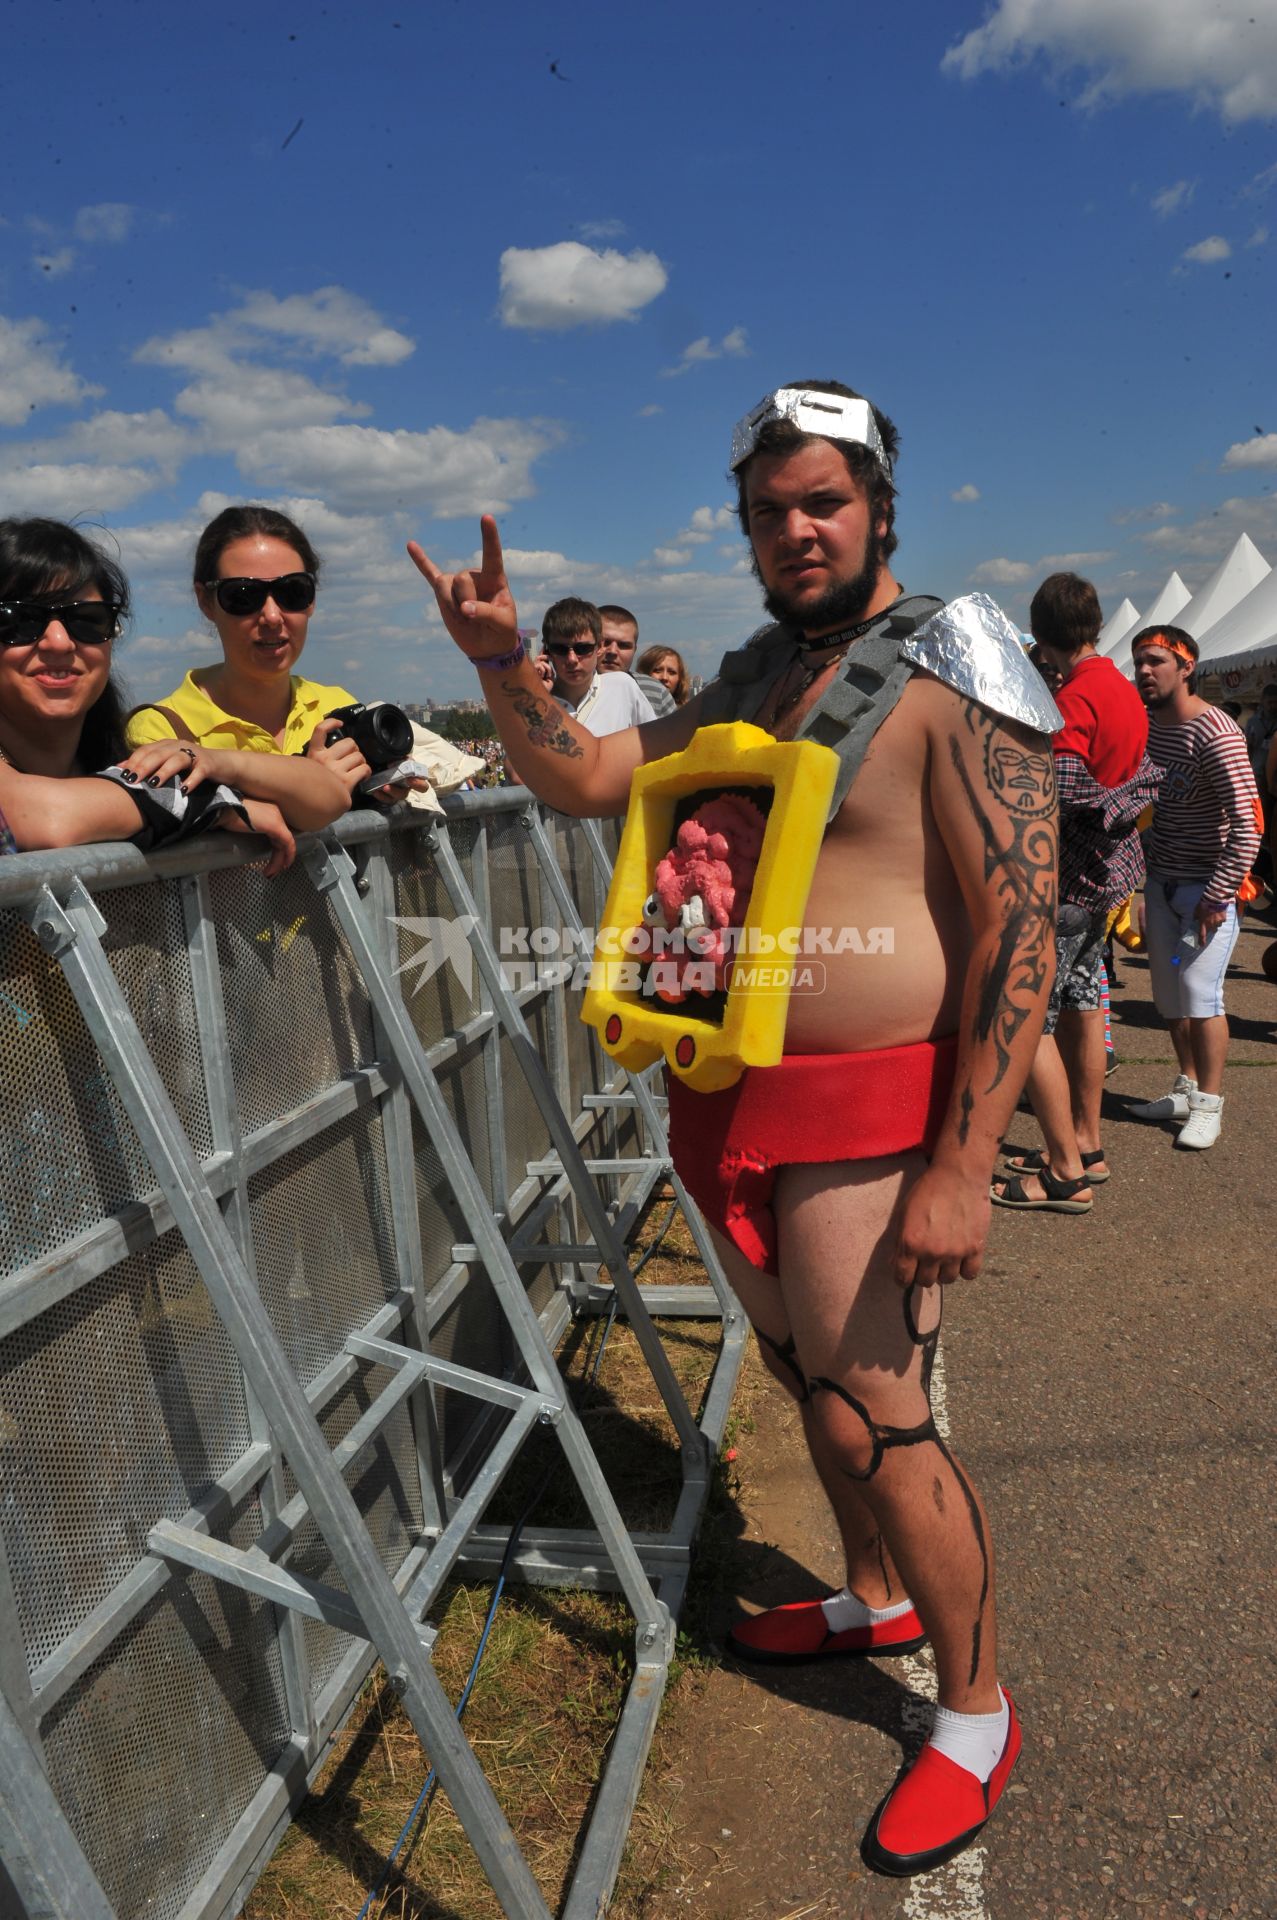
left=123, top=504, right=368, bottom=816
left=0, top=517, right=293, bottom=870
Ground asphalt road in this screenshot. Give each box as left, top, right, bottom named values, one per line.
left=638, top=909, right=1276, bottom=1920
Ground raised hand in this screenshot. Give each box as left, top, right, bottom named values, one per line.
left=407, top=514, right=520, bottom=662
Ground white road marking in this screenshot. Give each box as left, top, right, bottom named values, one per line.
left=896, top=1341, right=990, bottom=1920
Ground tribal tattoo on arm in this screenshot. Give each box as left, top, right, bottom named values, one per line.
left=501, top=680, right=585, bottom=760
left=948, top=699, right=1057, bottom=1103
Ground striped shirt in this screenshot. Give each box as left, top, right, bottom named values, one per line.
left=1145, top=707, right=1260, bottom=907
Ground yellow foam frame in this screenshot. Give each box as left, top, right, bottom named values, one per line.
left=581, top=723, right=839, bottom=1092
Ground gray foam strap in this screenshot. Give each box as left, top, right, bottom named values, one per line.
left=798, top=597, right=943, bottom=819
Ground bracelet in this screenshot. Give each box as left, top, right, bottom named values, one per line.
left=471, top=638, right=525, bottom=673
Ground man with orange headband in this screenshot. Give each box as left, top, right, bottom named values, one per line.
left=1131, top=625, right=1259, bottom=1148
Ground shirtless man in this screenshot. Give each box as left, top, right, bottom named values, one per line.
left=409, top=380, right=1057, bottom=1877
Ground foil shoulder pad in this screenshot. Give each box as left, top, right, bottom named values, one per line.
left=900, top=592, right=1063, bottom=735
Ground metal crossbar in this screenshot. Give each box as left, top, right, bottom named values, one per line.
left=0, top=799, right=745, bottom=1920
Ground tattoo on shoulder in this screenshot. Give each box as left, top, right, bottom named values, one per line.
left=949, top=702, right=1057, bottom=1095
left=503, top=682, right=585, bottom=760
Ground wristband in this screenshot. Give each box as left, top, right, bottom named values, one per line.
left=471, top=638, right=525, bottom=673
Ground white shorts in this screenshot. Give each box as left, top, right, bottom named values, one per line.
left=1145, top=881, right=1240, bottom=1020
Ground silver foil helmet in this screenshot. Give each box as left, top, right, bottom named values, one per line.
left=729, top=386, right=893, bottom=479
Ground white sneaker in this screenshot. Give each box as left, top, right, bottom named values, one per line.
left=1130, top=1074, right=1196, bottom=1122
left=1176, top=1091, right=1223, bottom=1150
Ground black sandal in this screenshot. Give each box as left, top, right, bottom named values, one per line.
left=1001, top=1146, right=1109, bottom=1186
left=991, top=1165, right=1093, bottom=1213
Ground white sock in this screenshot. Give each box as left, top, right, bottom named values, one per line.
left=929, top=1688, right=1010, bottom=1783
left=821, top=1585, right=916, bottom=1631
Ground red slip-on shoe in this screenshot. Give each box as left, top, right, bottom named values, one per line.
left=725, top=1596, right=927, bottom=1664
left=860, top=1690, right=1022, bottom=1877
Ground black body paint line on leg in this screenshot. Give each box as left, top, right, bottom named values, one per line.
left=809, top=1285, right=991, bottom=1688
left=757, top=1326, right=810, bottom=1402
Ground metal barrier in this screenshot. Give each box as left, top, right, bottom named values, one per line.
left=0, top=792, right=744, bottom=1920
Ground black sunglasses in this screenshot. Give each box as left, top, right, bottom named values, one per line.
left=205, top=572, right=317, bottom=616
left=0, top=600, right=121, bottom=647
left=545, top=638, right=597, bottom=658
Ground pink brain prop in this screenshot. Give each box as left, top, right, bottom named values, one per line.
left=636, top=794, right=767, bottom=1002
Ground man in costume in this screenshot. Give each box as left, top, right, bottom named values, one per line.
left=408, top=380, right=1059, bottom=1877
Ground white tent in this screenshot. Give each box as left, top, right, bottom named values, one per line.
left=1096, top=596, right=1140, bottom=655
left=1106, top=571, right=1191, bottom=673
left=1194, top=560, right=1277, bottom=680
left=1176, top=532, right=1270, bottom=643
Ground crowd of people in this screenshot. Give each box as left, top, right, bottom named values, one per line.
left=1, top=378, right=1273, bottom=1889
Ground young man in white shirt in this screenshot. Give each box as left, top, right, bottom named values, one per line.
left=543, top=597, right=655, bottom=736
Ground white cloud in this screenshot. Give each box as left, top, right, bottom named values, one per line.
left=1182, top=235, right=1231, bottom=264
left=498, top=241, right=668, bottom=329
left=637, top=403, right=663, bottom=417
left=33, top=248, right=76, bottom=278
left=1113, top=500, right=1178, bottom=524
left=1247, top=225, right=1270, bottom=248
left=1221, top=432, right=1277, bottom=470
left=661, top=325, right=750, bottom=377
left=1039, top=549, right=1116, bottom=568
left=578, top=219, right=626, bottom=241
left=0, top=408, right=194, bottom=515
left=236, top=416, right=563, bottom=516
left=137, top=284, right=415, bottom=379
left=73, top=203, right=137, bottom=244
left=229, top=287, right=414, bottom=366
left=174, top=365, right=368, bottom=442
left=1144, top=493, right=1277, bottom=559
left=682, top=504, right=736, bottom=543
left=0, top=462, right=160, bottom=516
left=652, top=546, right=693, bottom=567
left=942, top=1, right=1277, bottom=123
left=1243, top=159, right=1277, bottom=197
left=971, top=557, right=1033, bottom=585
left=951, top=482, right=981, bottom=503
left=1152, top=179, right=1195, bottom=218
left=0, top=315, right=101, bottom=424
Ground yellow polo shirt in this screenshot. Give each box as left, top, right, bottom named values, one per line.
left=126, top=670, right=356, bottom=755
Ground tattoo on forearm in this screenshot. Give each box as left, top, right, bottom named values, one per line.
left=950, top=702, right=1057, bottom=1097
left=502, top=681, right=585, bottom=760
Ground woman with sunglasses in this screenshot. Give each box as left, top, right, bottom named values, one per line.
left=0, top=517, right=293, bottom=870
left=122, top=505, right=367, bottom=817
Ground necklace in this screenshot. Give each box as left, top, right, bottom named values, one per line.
left=769, top=593, right=906, bottom=730
left=770, top=643, right=854, bottom=729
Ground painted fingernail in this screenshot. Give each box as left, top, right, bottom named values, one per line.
left=146, top=774, right=160, bottom=787
left=121, top=770, right=136, bottom=783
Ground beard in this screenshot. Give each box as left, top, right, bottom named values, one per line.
left=754, top=529, right=885, bottom=638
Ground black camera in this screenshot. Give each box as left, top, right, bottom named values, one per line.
left=325, top=702, right=414, bottom=772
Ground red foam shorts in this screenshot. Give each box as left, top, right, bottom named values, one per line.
left=665, top=1036, right=958, bottom=1276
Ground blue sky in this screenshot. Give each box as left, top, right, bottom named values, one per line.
left=2, top=0, right=1275, bottom=703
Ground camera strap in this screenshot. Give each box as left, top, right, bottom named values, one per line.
left=129, top=703, right=198, bottom=743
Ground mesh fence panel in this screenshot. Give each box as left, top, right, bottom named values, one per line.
left=0, top=1228, right=251, bottom=1674
left=39, top=1491, right=290, bottom=1920
left=0, top=885, right=212, bottom=1274
left=0, top=798, right=654, bottom=1920
left=210, top=861, right=375, bottom=1134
